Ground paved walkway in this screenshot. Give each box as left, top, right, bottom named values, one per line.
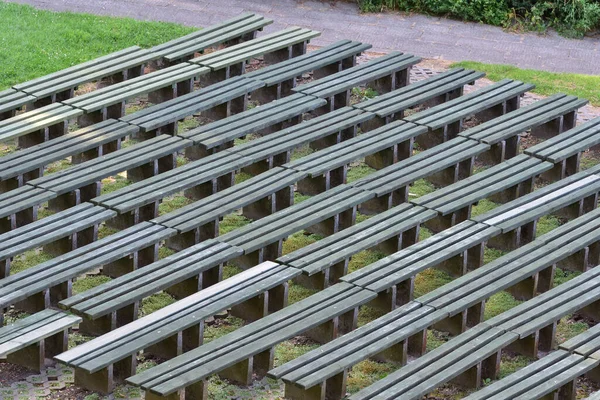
left=9, top=0, right=600, bottom=74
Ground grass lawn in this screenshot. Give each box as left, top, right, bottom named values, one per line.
left=452, top=61, right=600, bottom=106
left=2, top=2, right=600, bottom=399
left=0, top=2, right=196, bottom=89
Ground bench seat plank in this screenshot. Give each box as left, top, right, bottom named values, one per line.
left=126, top=282, right=375, bottom=396
left=189, top=27, right=321, bottom=70
left=180, top=93, right=326, bottom=149
left=278, top=204, right=436, bottom=276
left=0, top=309, right=81, bottom=355
left=293, top=52, right=421, bottom=99
left=354, top=68, right=484, bottom=117
left=150, top=13, right=273, bottom=62
left=0, top=88, right=35, bottom=115
left=0, top=120, right=138, bottom=182
left=57, top=261, right=300, bottom=373
left=560, top=322, right=600, bottom=358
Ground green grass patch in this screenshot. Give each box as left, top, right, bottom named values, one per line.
left=72, top=275, right=112, bottom=295
left=0, top=2, right=196, bottom=89
left=9, top=250, right=53, bottom=274
left=451, top=61, right=600, bottom=106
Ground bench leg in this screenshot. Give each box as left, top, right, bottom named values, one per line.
left=74, top=366, right=115, bottom=394
left=166, top=221, right=218, bottom=252
left=325, top=370, right=348, bottom=400
left=0, top=257, right=10, bottom=279
left=339, top=307, right=359, bottom=336
left=507, top=331, right=539, bottom=359
left=18, top=128, right=49, bottom=148
left=297, top=167, right=346, bottom=196
left=479, top=141, right=506, bottom=165
left=0, top=109, right=16, bottom=121
left=407, top=329, right=428, bottom=357
left=77, top=109, right=107, bottom=128
left=307, top=206, right=356, bottom=237
left=438, top=250, right=468, bottom=278
left=309, top=130, right=342, bottom=151
left=181, top=322, right=205, bottom=353
left=313, top=60, right=343, bottom=80
left=165, top=274, right=202, bottom=300
left=481, top=350, right=502, bottom=382
left=45, top=329, right=69, bottom=358
left=367, top=72, right=395, bottom=95
left=285, top=382, right=325, bottom=400
left=305, top=317, right=339, bottom=344
left=6, top=341, right=45, bottom=371
left=128, top=160, right=159, bottom=183
left=578, top=299, right=600, bottom=322
left=369, top=286, right=397, bottom=312
left=424, top=207, right=471, bottom=234
left=467, top=301, right=486, bottom=329
left=185, top=178, right=218, bottom=200
left=79, top=313, right=116, bottom=336
left=234, top=240, right=283, bottom=270
left=538, top=322, right=557, bottom=352
left=434, top=311, right=466, bottom=336
left=148, top=84, right=177, bottom=104
left=360, top=187, right=407, bottom=215
left=230, top=292, right=269, bottom=322
left=268, top=282, right=289, bottom=313
left=374, top=339, right=408, bottom=366
left=537, top=264, right=556, bottom=294
left=147, top=331, right=183, bottom=359
left=294, top=270, right=330, bottom=291
left=557, top=192, right=598, bottom=221
left=145, top=390, right=184, bottom=400
left=364, top=144, right=400, bottom=171
left=49, top=280, right=72, bottom=306
left=360, top=115, right=388, bottom=133
left=507, top=272, right=538, bottom=302
left=14, top=289, right=49, bottom=315
left=252, top=84, right=282, bottom=104
left=467, top=242, right=486, bottom=270
left=220, top=357, right=253, bottom=385
left=43, top=233, right=77, bottom=257
left=108, top=202, right=159, bottom=229
left=242, top=193, right=276, bottom=221
left=450, top=362, right=482, bottom=390
left=97, top=71, right=126, bottom=89
left=254, top=347, right=275, bottom=378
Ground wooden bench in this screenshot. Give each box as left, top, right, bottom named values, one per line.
left=231, top=106, right=375, bottom=174
left=0, top=222, right=176, bottom=323
left=56, top=261, right=299, bottom=394
left=349, top=324, right=518, bottom=400
left=473, top=168, right=600, bottom=250
left=13, top=46, right=158, bottom=108
left=149, top=13, right=273, bottom=66
left=292, top=52, right=421, bottom=114
left=413, top=154, right=553, bottom=232
left=59, top=239, right=242, bottom=335
left=216, top=185, right=374, bottom=268
left=419, top=207, right=600, bottom=335
left=587, top=392, right=600, bottom=400
left=0, top=309, right=80, bottom=371
left=0, top=88, right=35, bottom=120
left=464, top=350, right=599, bottom=400
left=0, top=120, right=138, bottom=193
left=119, top=76, right=264, bottom=139
left=269, top=302, right=448, bottom=400
left=353, top=68, right=484, bottom=131
left=64, top=63, right=210, bottom=127
left=244, top=40, right=371, bottom=103
left=0, top=102, right=83, bottom=148
left=277, top=204, right=436, bottom=290
left=154, top=167, right=306, bottom=251
left=0, top=203, right=116, bottom=279
left=341, top=221, right=500, bottom=312
left=0, top=185, right=56, bottom=234
left=180, top=93, right=326, bottom=160
left=91, top=151, right=251, bottom=228
left=125, top=282, right=376, bottom=400
left=351, top=137, right=490, bottom=214
left=404, top=79, right=534, bottom=149
left=525, top=116, right=600, bottom=181
left=27, top=134, right=191, bottom=212
left=485, top=266, right=600, bottom=359
left=461, top=93, right=588, bottom=164
left=189, top=27, right=320, bottom=84
left=285, top=120, right=427, bottom=195
left=561, top=318, right=600, bottom=360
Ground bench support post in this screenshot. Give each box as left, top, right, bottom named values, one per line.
left=220, top=357, right=252, bottom=385
left=230, top=292, right=269, bottom=322
left=6, top=341, right=44, bottom=371
left=284, top=382, right=325, bottom=400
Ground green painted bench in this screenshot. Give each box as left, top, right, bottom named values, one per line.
left=405, top=79, right=534, bottom=149
left=125, top=283, right=375, bottom=400
left=464, top=350, right=599, bottom=400
left=231, top=107, right=374, bottom=175
left=244, top=40, right=371, bottom=102
left=150, top=13, right=273, bottom=66
left=14, top=46, right=159, bottom=108
left=0, top=102, right=83, bottom=148
left=277, top=204, right=436, bottom=290
left=60, top=239, right=242, bottom=335
left=350, top=324, right=517, bottom=400
left=189, top=27, right=320, bottom=83
left=461, top=93, right=588, bottom=164
left=341, top=221, right=500, bottom=312
left=292, top=52, right=421, bottom=114
left=561, top=319, right=600, bottom=360
left=353, top=68, right=484, bottom=131
left=180, top=93, right=326, bottom=160
left=153, top=167, right=306, bottom=251
left=474, top=167, right=600, bottom=250
left=269, top=302, right=447, bottom=400
left=0, top=185, right=56, bottom=234
left=285, top=120, right=427, bottom=195
left=27, top=134, right=191, bottom=211
left=91, top=151, right=251, bottom=228
left=56, top=261, right=298, bottom=394
left=525, top=116, right=600, bottom=181
left=486, top=266, right=600, bottom=359
left=0, top=222, right=176, bottom=324
left=351, top=137, right=489, bottom=214
left=0, top=120, right=138, bottom=193
left=64, top=63, right=209, bottom=127
left=0, top=203, right=116, bottom=279
left=215, top=185, right=374, bottom=268
left=119, top=76, right=264, bottom=138
left=419, top=207, right=600, bottom=336
left=0, top=309, right=81, bottom=371
left=0, top=88, right=35, bottom=120
left=413, top=154, right=553, bottom=232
